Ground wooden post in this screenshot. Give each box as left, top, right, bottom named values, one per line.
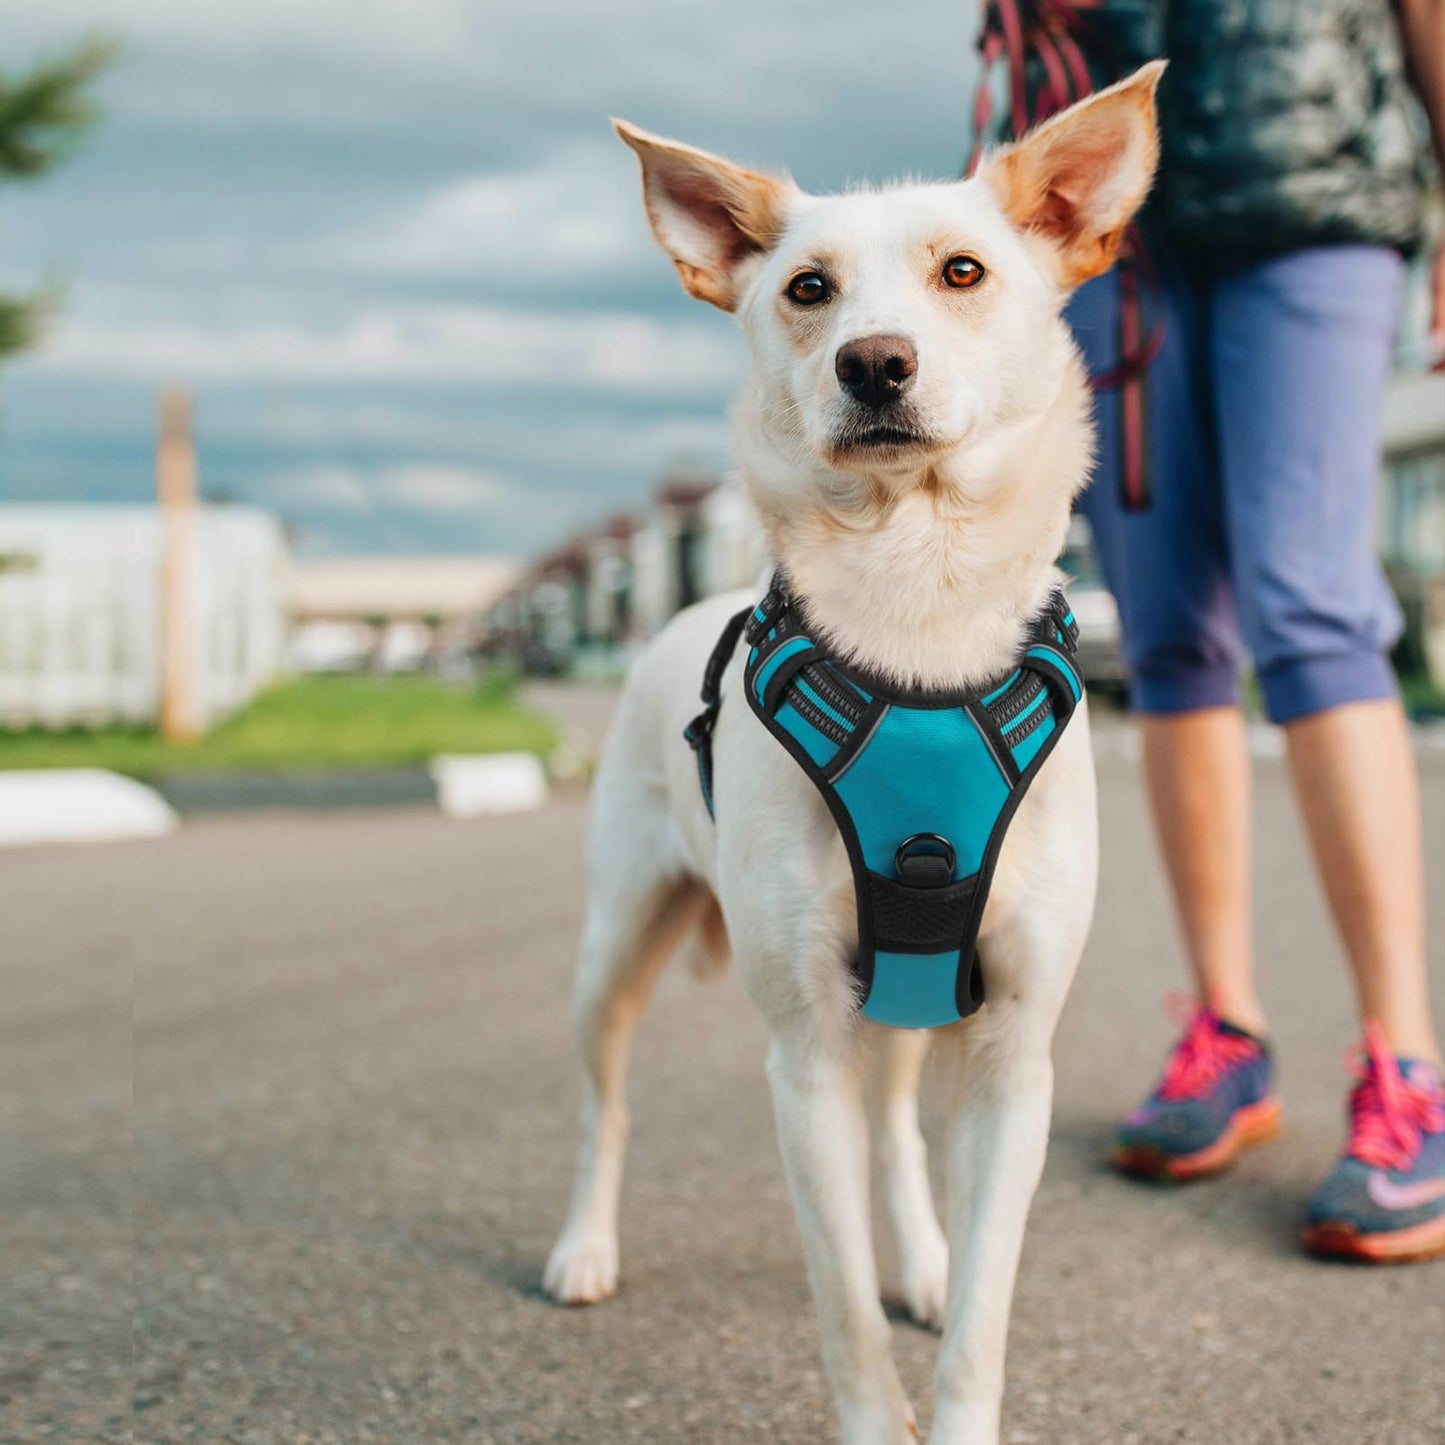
left=158, top=387, right=201, bottom=742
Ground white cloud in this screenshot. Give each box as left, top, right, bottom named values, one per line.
left=315, top=142, right=645, bottom=283
left=256, top=461, right=512, bottom=516
left=1, top=1, right=482, bottom=82
left=378, top=463, right=505, bottom=512
left=269, top=464, right=372, bottom=510
left=1, top=0, right=977, bottom=139
left=27, top=300, right=744, bottom=396
left=256, top=399, right=731, bottom=470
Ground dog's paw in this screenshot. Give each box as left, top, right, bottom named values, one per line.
left=543, top=1231, right=619, bottom=1306
left=841, top=1400, right=918, bottom=1445
left=899, top=1252, right=948, bottom=1332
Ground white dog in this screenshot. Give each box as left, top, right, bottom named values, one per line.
left=544, top=64, right=1164, bottom=1445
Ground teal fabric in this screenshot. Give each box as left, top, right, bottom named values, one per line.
left=1026, top=645, right=1083, bottom=701
left=751, top=635, right=814, bottom=705
left=1010, top=712, right=1057, bottom=772
left=982, top=668, right=1022, bottom=706
left=729, top=580, right=1082, bottom=1032
left=834, top=707, right=1009, bottom=879
left=863, top=949, right=963, bottom=1028
left=774, top=700, right=842, bottom=767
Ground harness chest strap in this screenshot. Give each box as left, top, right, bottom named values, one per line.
left=685, top=577, right=1083, bottom=1030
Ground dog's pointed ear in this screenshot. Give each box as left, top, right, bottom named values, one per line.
left=612, top=119, right=796, bottom=312
left=980, top=60, right=1165, bottom=290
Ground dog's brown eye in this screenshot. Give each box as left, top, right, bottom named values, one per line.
left=787, top=271, right=829, bottom=306
left=943, top=255, right=985, bottom=289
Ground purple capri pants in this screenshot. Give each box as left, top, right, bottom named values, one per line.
left=1069, top=244, right=1405, bottom=725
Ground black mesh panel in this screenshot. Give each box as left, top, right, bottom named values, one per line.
left=866, top=872, right=978, bottom=952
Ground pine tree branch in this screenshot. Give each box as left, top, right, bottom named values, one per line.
left=0, top=37, right=117, bottom=179
left=0, top=295, right=37, bottom=358
left=0, top=290, right=58, bottom=361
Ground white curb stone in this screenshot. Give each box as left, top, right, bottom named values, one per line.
left=0, top=769, right=178, bottom=848
left=429, top=753, right=548, bottom=818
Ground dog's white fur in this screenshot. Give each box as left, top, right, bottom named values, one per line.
left=545, top=65, right=1164, bottom=1445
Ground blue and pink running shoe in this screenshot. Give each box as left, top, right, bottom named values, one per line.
left=1115, top=1001, right=1282, bottom=1181
left=1303, top=1023, right=1445, bottom=1263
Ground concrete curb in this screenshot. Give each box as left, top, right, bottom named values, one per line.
left=0, top=752, right=556, bottom=846
left=430, top=752, right=549, bottom=817
left=157, top=755, right=556, bottom=817
left=0, top=769, right=178, bottom=848
left=154, top=767, right=438, bottom=815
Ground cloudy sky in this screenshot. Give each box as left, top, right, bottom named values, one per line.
left=0, top=1, right=985, bottom=558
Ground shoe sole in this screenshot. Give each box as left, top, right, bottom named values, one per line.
left=1302, top=1214, right=1445, bottom=1264
left=1114, top=1096, right=1283, bottom=1182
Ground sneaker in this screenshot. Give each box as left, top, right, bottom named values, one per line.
left=1115, top=1001, right=1282, bottom=1181
left=1302, top=1022, right=1445, bottom=1263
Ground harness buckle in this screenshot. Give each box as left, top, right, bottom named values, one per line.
left=743, top=573, right=790, bottom=644
left=683, top=705, right=717, bottom=753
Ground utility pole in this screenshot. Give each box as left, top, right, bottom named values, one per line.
left=157, top=387, right=201, bottom=742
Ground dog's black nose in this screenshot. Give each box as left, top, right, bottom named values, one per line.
left=834, top=335, right=918, bottom=407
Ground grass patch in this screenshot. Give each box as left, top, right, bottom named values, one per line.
left=1402, top=673, right=1445, bottom=718
left=0, top=673, right=559, bottom=775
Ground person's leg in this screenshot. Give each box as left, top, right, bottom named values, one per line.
left=1073, top=263, right=1281, bottom=1180
left=1139, top=708, right=1265, bottom=1032
left=1071, top=262, right=1262, bottom=1030
left=1285, top=702, right=1434, bottom=1060
left=1211, top=245, right=1439, bottom=1066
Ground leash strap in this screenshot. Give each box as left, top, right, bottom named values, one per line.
left=1093, top=237, right=1159, bottom=511
left=967, top=0, right=1160, bottom=511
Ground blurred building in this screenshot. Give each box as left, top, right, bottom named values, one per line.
left=485, top=471, right=767, bottom=678
left=0, top=504, right=286, bottom=729
left=288, top=555, right=521, bottom=673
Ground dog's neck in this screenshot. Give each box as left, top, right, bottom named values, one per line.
left=737, top=353, right=1092, bottom=693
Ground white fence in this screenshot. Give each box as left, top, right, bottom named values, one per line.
left=0, top=505, right=287, bottom=729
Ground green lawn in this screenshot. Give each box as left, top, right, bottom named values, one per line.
left=0, top=673, right=559, bottom=775
left=1401, top=673, right=1445, bottom=719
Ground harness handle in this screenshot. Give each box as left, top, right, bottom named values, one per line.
left=895, top=834, right=957, bottom=888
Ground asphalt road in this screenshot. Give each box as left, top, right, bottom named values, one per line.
left=5, top=731, right=1444, bottom=1444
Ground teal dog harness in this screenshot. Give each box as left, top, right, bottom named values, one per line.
left=685, top=574, right=1083, bottom=1030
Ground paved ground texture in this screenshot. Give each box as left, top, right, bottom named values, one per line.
left=5, top=732, right=1444, bottom=1444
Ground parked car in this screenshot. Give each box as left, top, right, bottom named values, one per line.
left=1059, top=515, right=1128, bottom=704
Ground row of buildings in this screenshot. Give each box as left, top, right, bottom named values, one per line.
left=488, top=370, right=1445, bottom=692
left=482, top=473, right=768, bottom=679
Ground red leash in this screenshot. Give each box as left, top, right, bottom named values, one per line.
left=967, top=0, right=1160, bottom=510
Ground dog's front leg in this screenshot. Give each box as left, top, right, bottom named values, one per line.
left=767, top=1022, right=917, bottom=1445
left=929, top=1005, right=1055, bottom=1445
left=870, top=1027, right=948, bottom=1331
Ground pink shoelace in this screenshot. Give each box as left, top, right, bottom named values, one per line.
left=1157, top=997, right=1260, bottom=1102
left=1344, top=1021, right=1445, bottom=1172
